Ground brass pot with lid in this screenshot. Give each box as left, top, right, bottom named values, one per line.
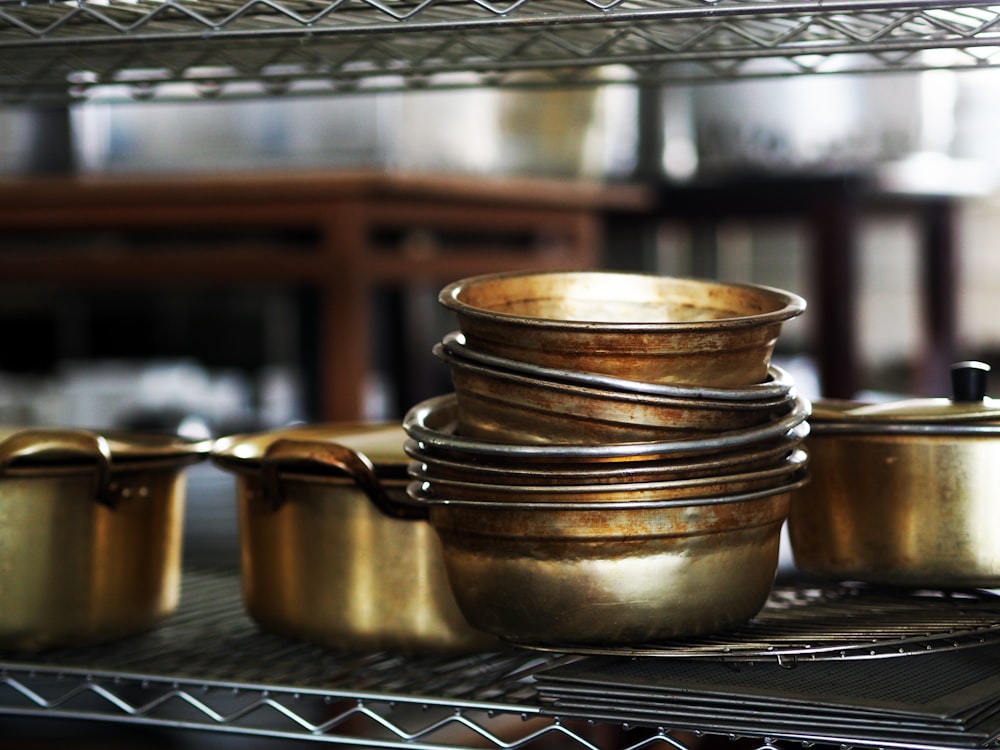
left=788, top=361, right=1000, bottom=587
left=211, top=423, right=496, bottom=653
left=0, top=427, right=208, bottom=650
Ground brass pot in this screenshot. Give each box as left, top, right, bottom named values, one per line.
left=435, top=342, right=795, bottom=443
left=406, top=421, right=809, bottom=486
left=0, top=428, right=207, bottom=650
left=788, top=361, right=1000, bottom=587
left=438, top=270, right=805, bottom=387
left=411, top=449, right=807, bottom=503
left=407, top=478, right=806, bottom=644
left=404, top=392, right=811, bottom=466
left=439, top=330, right=796, bottom=401
left=211, top=424, right=496, bottom=653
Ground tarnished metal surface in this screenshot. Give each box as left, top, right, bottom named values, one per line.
left=404, top=393, right=811, bottom=465
left=438, top=270, right=805, bottom=388
left=436, top=342, right=796, bottom=443
left=789, top=430, right=1000, bottom=588
left=411, top=449, right=807, bottom=503
left=439, top=331, right=797, bottom=402
left=0, top=428, right=202, bottom=650
left=212, top=424, right=496, bottom=654
left=410, top=481, right=802, bottom=645
left=406, top=422, right=808, bottom=486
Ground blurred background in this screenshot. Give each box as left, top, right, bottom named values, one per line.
left=2, top=67, right=1000, bottom=566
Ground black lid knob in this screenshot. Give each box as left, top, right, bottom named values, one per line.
left=950, top=361, right=991, bottom=403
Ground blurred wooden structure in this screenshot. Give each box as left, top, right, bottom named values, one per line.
left=0, top=170, right=651, bottom=420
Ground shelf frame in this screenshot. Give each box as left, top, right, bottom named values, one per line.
left=3, top=0, right=1000, bottom=100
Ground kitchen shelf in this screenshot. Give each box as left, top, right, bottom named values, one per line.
left=4, top=0, right=1000, bottom=101
left=0, top=568, right=687, bottom=749
left=5, top=569, right=1000, bottom=749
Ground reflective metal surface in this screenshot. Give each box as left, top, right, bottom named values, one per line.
left=436, top=342, right=795, bottom=443
left=439, top=330, right=796, bottom=401
left=405, top=421, right=808, bottom=486
left=411, top=449, right=807, bottom=504
left=403, top=393, right=811, bottom=464
left=789, top=430, right=1000, bottom=587
left=408, top=479, right=805, bottom=644
left=212, top=423, right=496, bottom=653
left=438, top=270, right=805, bottom=387
left=0, top=428, right=199, bottom=650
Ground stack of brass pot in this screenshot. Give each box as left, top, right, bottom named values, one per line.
left=403, top=269, right=811, bottom=646
left=0, top=428, right=209, bottom=651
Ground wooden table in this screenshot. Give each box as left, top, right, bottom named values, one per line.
left=0, top=170, right=651, bottom=421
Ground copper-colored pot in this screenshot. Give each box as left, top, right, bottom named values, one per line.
left=788, top=361, right=1000, bottom=588
left=404, top=392, right=811, bottom=466
left=0, top=428, right=207, bottom=650
left=435, top=342, right=796, bottom=443
left=211, top=424, right=496, bottom=654
left=438, top=270, right=805, bottom=387
left=411, top=449, right=807, bottom=503
left=406, top=421, right=809, bottom=486
left=407, top=479, right=806, bottom=644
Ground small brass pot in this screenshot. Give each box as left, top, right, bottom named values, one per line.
left=788, top=361, right=1000, bottom=587
left=439, top=270, right=805, bottom=387
left=0, top=428, right=207, bottom=650
left=211, top=424, right=495, bottom=654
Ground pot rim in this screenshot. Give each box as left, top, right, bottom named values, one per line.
left=0, top=427, right=211, bottom=474
left=435, top=342, right=794, bottom=411
left=404, top=420, right=809, bottom=480
left=211, top=422, right=408, bottom=479
left=810, top=420, right=1000, bottom=437
left=403, top=392, right=811, bottom=461
left=438, top=270, right=806, bottom=333
left=410, top=449, right=807, bottom=495
left=439, top=330, right=796, bottom=402
left=407, top=472, right=809, bottom=511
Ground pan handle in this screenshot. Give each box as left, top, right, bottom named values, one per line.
left=260, top=438, right=428, bottom=520
left=0, top=429, right=116, bottom=508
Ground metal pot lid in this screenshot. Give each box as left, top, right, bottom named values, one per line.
left=0, top=426, right=211, bottom=471
left=212, top=422, right=409, bottom=479
left=810, top=361, right=1000, bottom=435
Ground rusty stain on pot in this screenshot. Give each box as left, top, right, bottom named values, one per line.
left=789, top=391, right=1000, bottom=587
left=438, top=270, right=805, bottom=387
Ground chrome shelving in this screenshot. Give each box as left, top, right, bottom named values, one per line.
left=0, top=569, right=690, bottom=749
left=3, top=0, right=1000, bottom=101
left=5, top=571, right=1000, bottom=749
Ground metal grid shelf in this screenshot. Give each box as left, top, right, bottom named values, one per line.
left=0, top=569, right=685, bottom=749
left=4, top=570, right=1000, bottom=749
left=0, top=570, right=1000, bottom=750
left=3, top=0, right=1000, bottom=101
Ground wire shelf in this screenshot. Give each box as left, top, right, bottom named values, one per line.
left=0, top=569, right=688, bottom=748
left=5, top=571, right=1000, bottom=749
left=2, top=0, right=1000, bottom=100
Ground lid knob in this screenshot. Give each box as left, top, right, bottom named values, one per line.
left=950, top=361, right=991, bottom=403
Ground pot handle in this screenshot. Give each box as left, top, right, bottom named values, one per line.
left=260, top=438, right=428, bottom=520
left=0, top=429, right=116, bottom=508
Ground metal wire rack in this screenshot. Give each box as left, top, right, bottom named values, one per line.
left=517, top=584, right=1000, bottom=663
left=0, top=569, right=680, bottom=749
left=3, top=0, right=1000, bottom=101
left=4, top=570, right=1000, bottom=748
